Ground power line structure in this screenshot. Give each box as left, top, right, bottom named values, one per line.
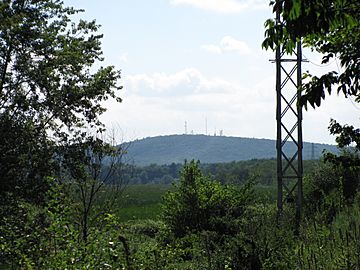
left=271, top=10, right=308, bottom=225
left=302, top=53, right=336, bottom=67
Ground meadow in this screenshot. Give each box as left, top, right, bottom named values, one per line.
left=115, top=183, right=277, bottom=222
left=117, top=184, right=173, bottom=221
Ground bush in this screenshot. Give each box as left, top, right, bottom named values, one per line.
left=161, top=160, right=254, bottom=237
left=304, top=157, right=360, bottom=222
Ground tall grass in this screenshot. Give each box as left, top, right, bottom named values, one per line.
left=298, top=203, right=360, bottom=269
left=115, top=184, right=173, bottom=221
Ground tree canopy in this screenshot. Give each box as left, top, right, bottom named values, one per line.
left=1, top=1, right=125, bottom=265
left=262, top=0, right=359, bottom=109
left=0, top=0, right=122, bottom=200
left=263, top=0, right=360, bottom=161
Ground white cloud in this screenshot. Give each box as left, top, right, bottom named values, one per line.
left=201, top=44, right=222, bottom=54
left=220, top=36, right=251, bottom=54
left=202, top=36, right=251, bottom=55
left=125, top=68, right=238, bottom=96
left=101, top=67, right=360, bottom=144
left=170, top=0, right=267, bottom=14
left=101, top=67, right=276, bottom=141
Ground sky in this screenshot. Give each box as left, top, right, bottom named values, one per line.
left=65, top=0, right=360, bottom=144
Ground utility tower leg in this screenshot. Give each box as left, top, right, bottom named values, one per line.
left=274, top=11, right=305, bottom=227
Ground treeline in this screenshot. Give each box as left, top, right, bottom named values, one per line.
left=120, top=159, right=320, bottom=185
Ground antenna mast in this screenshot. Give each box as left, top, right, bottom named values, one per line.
left=205, top=117, right=208, bottom=135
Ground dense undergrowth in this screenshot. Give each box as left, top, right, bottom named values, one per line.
left=1, top=157, right=360, bottom=269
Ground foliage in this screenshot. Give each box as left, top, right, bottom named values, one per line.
left=1, top=173, right=359, bottom=269
left=324, top=119, right=360, bottom=168
left=263, top=0, right=360, bottom=109
left=1, top=179, right=136, bottom=269
left=0, top=0, right=121, bottom=201
left=0, top=0, right=122, bottom=266
left=240, top=204, right=298, bottom=270
left=329, top=119, right=360, bottom=150
left=120, top=158, right=319, bottom=186
left=61, top=135, right=128, bottom=242
left=0, top=193, right=48, bottom=268
left=297, top=203, right=360, bottom=269
left=262, top=11, right=360, bottom=269
left=2, top=1, right=360, bottom=268
left=262, top=2, right=360, bottom=213
left=162, top=160, right=254, bottom=237
left=304, top=153, right=360, bottom=223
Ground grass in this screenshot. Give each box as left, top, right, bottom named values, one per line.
left=113, top=183, right=278, bottom=222
left=116, top=184, right=173, bottom=222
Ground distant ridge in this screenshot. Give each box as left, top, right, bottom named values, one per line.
left=123, top=135, right=338, bottom=166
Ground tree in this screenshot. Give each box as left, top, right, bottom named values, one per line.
left=0, top=0, right=121, bottom=201
left=61, top=134, right=129, bottom=242
left=162, top=160, right=254, bottom=237
left=0, top=1, right=122, bottom=266
left=262, top=0, right=360, bottom=162
left=263, top=0, right=359, bottom=108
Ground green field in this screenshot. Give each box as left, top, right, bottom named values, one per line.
left=116, top=184, right=173, bottom=221
left=114, top=183, right=277, bottom=222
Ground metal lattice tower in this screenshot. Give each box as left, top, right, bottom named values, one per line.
left=272, top=11, right=307, bottom=223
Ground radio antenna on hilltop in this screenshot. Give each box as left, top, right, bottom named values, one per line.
left=205, top=117, right=208, bottom=135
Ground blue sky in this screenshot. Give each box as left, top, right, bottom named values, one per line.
left=65, top=0, right=359, bottom=144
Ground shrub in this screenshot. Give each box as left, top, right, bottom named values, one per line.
left=304, top=156, right=360, bottom=222
left=161, top=160, right=254, bottom=237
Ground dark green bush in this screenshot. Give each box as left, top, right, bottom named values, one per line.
left=161, top=160, right=254, bottom=237
left=304, top=155, right=360, bottom=222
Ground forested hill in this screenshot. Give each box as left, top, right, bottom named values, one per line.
left=123, top=135, right=338, bottom=165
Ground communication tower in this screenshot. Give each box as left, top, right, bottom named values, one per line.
left=205, top=117, right=208, bottom=135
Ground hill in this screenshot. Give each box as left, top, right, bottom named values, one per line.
left=123, top=135, right=338, bottom=166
